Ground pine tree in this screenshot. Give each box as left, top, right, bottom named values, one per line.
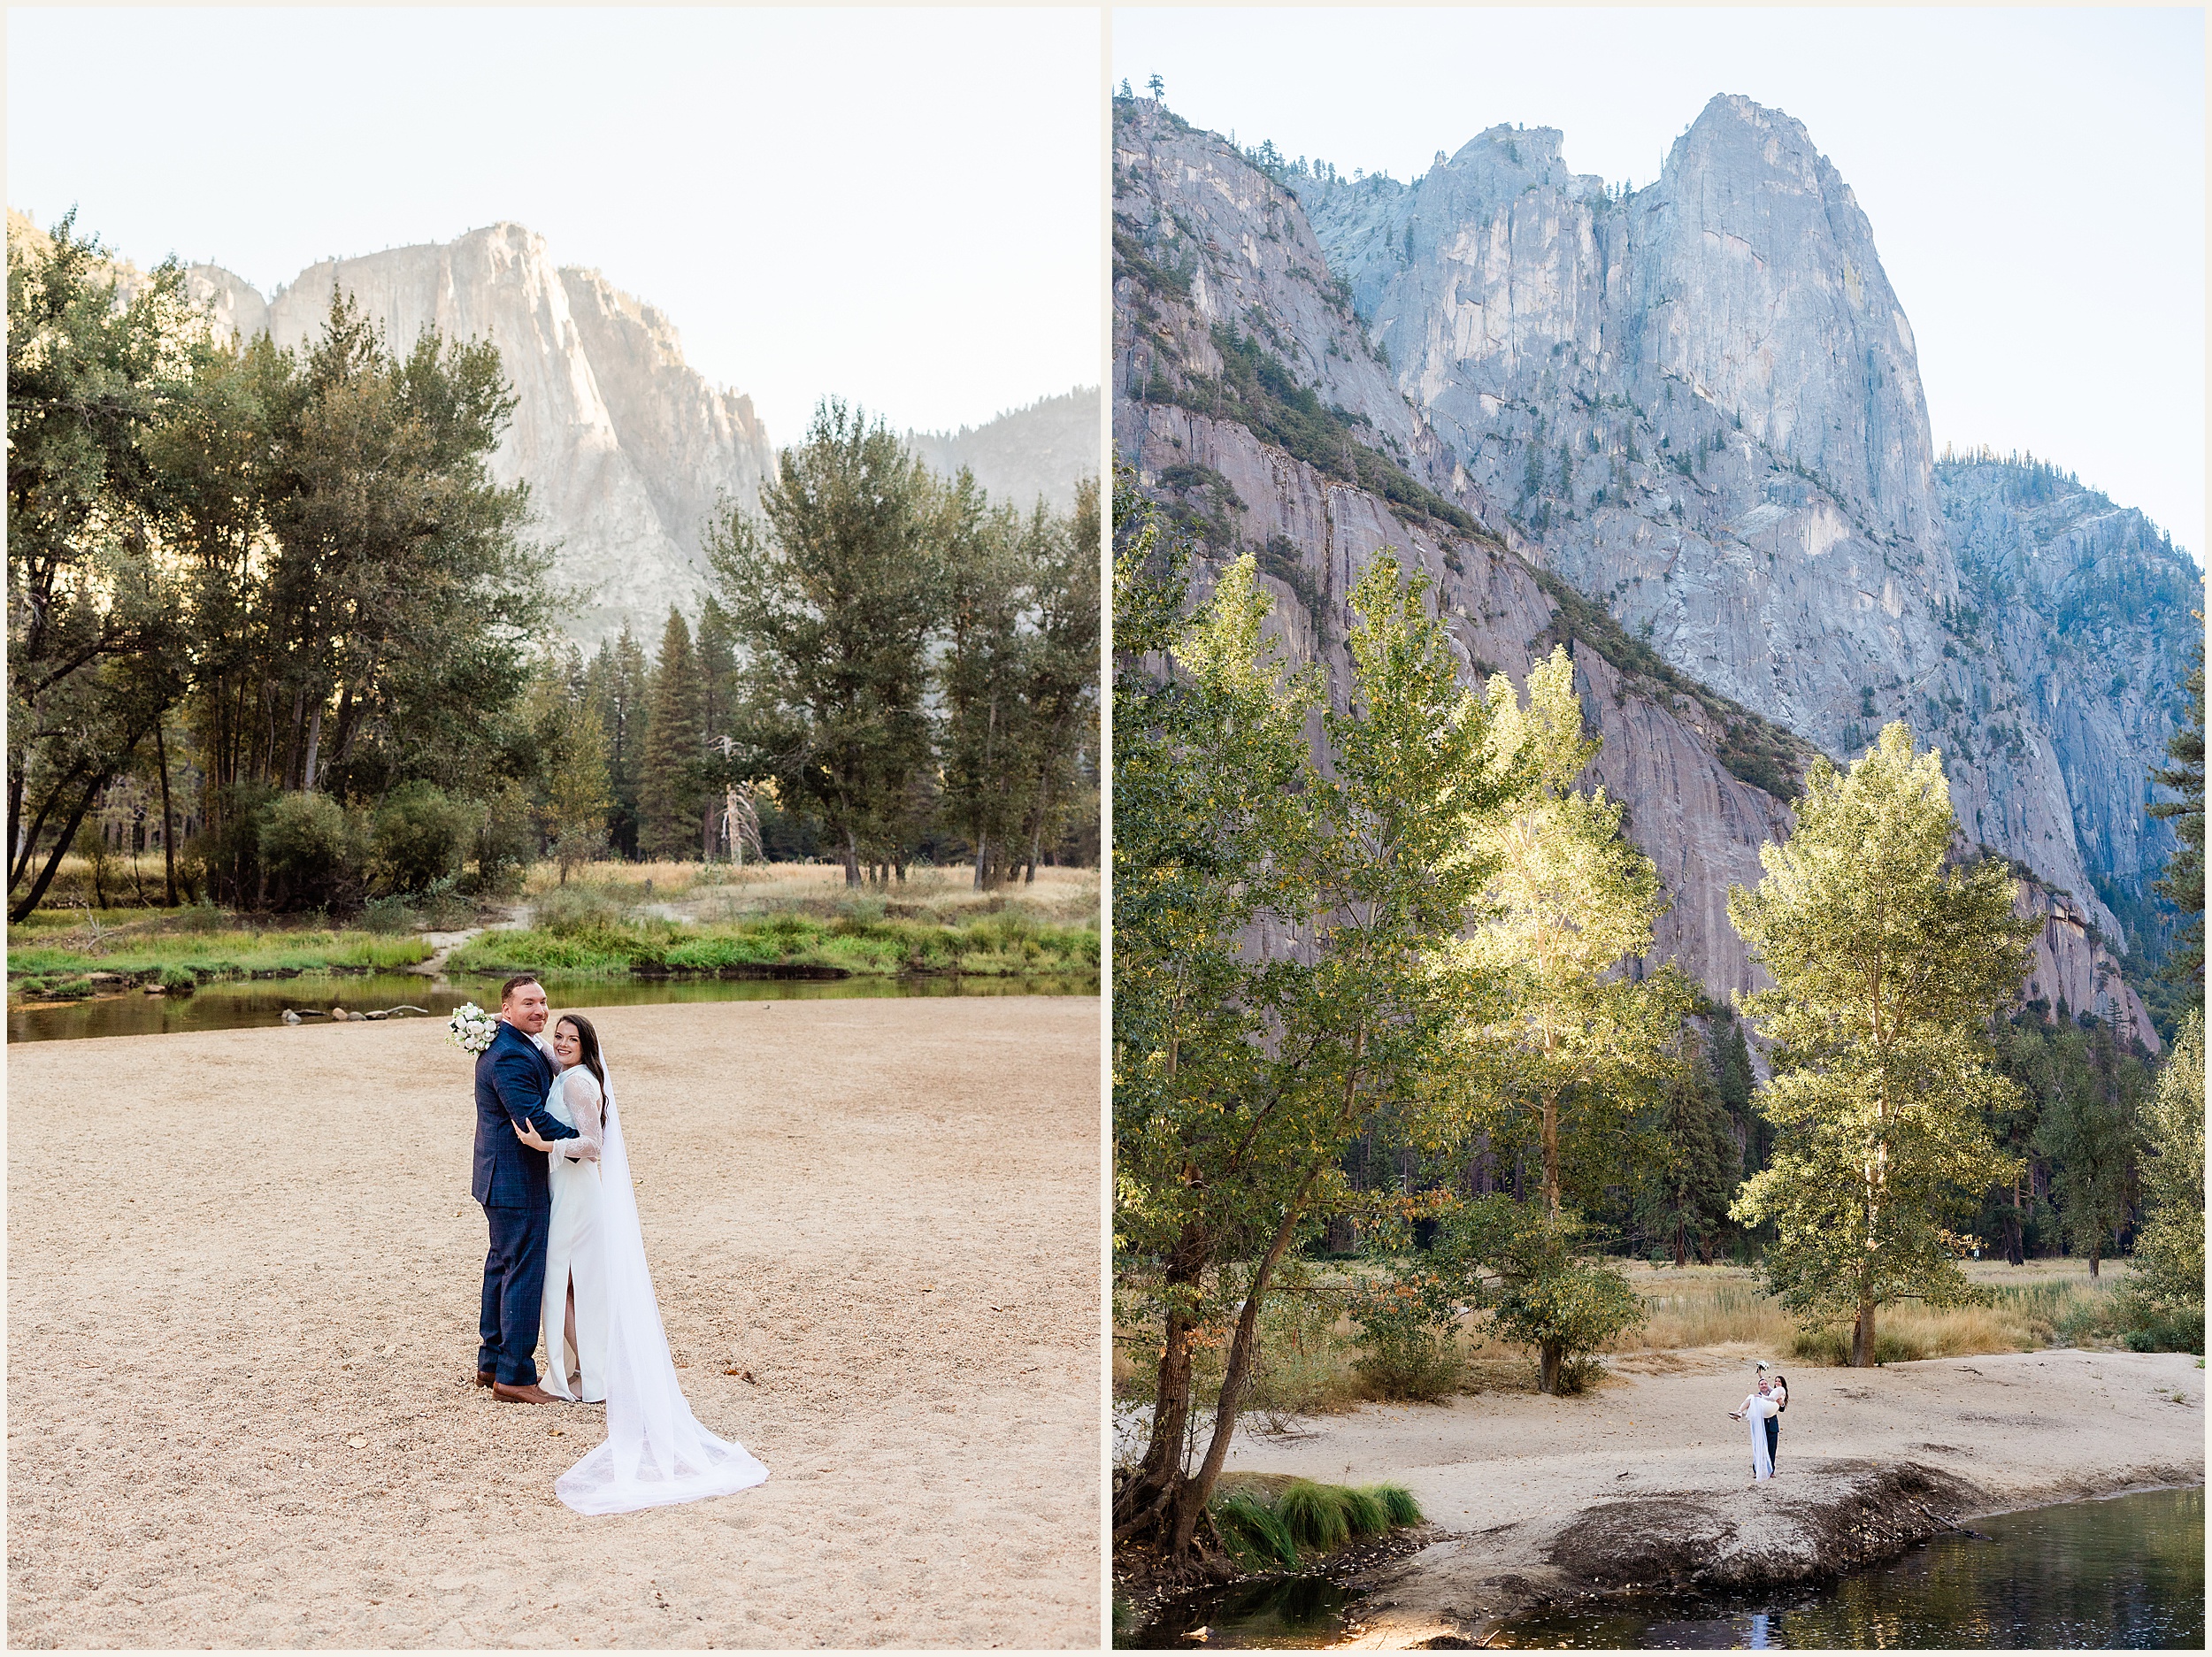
left=2150, top=633, right=2204, bottom=1012
left=544, top=696, right=611, bottom=883
left=707, top=400, right=943, bottom=886
left=2035, top=1021, right=2143, bottom=1277
left=637, top=608, right=703, bottom=860
left=1729, top=724, right=2039, bottom=1366
left=586, top=627, right=650, bottom=860
left=694, top=597, right=741, bottom=857
left=1637, top=1042, right=1742, bottom=1266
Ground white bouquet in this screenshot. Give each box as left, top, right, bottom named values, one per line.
left=447, top=1002, right=498, bottom=1055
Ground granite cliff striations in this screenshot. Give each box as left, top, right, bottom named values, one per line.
left=1115, top=95, right=2183, bottom=1047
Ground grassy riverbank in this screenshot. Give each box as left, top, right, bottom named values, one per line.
left=9, top=859, right=1102, bottom=1002
left=453, top=861, right=1100, bottom=979
left=8, top=910, right=433, bottom=999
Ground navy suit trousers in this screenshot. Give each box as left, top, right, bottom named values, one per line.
left=1766, top=1414, right=1780, bottom=1470
left=479, top=1201, right=549, bottom=1386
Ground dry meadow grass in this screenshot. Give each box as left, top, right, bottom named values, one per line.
left=1118, top=1255, right=2141, bottom=1428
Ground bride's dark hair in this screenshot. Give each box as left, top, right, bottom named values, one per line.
left=556, top=1014, right=607, bottom=1092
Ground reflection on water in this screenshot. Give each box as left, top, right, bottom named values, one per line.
left=9, top=970, right=1098, bottom=1042
left=1121, top=1575, right=1358, bottom=1650
left=1491, top=1485, right=2204, bottom=1650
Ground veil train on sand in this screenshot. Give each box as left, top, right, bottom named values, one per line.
left=554, top=1067, right=769, bottom=1515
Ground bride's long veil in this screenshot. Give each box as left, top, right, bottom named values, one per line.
left=555, top=1065, right=769, bottom=1515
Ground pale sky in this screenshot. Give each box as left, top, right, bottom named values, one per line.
left=1114, top=7, right=2206, bottom=563
left=8, top=6, right=1103, bottom=443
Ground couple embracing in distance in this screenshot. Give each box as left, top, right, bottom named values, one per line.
left=1731, top=1361, right=1789, bottom=1484
left=472, top=973, right=770, bottom=1514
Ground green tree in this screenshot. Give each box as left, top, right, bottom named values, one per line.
left=1006, top=479, right=1102, bottom=883
left=637, top=608, right=703, bottom=860
left=1728, top=724, right=2039, bottom=1366
left=529, top=650, right=611, bottom=882
left=937, top=473, right=1030, bottom=886
left=1115, top=494, right=1520, bottom=1557
left=2034, top=1022, right=2140, bottom=1277
left=2133, top=1011, right=2205, bottom=1311
left=7, top=212, right=196, bottom=920
left=1450, top=1198, right=1647, bottom=1392
left=694, top=596, right=741, bottom=858
left=587, top=626, right=651, bottom=860
left=1464, top=647, right=1696, bottom=1236
left=2150, top=632, right=2204, bottom=1014
left=708, top=400, right=943, bottom=886
left=1636, top=1040, right=1743, bottom=1266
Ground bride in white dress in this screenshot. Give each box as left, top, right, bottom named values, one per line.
left=513, top=1012, right=770, bottom=1515
left=536, top=1015, right=609, bottom=1402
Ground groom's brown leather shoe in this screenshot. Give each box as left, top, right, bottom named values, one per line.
left=491, top=1380, right=563, bottom=1405
left=474, top=1370, right=494, bottom=1388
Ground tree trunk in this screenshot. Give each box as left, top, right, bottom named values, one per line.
left=155, top=719, right=178, bottom=907
left=1851, top=1294, right=1876, bottom=1367
left=841, top=828, right=861, bottom=888
left=1171, top=1162, right=1326, bottom=1553
left=1540, top=1087, right=1562, bottom=1217
left=1539, top=1339, right=1564, bottom=1395
left=8, top=771, right=112, bottom=923
left=302, top=701, right=324, bottom=791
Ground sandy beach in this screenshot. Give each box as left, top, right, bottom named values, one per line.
left=7, top=996, right=1102, bottom=1648
left=1220, top=1343, right=2205, bottom=1645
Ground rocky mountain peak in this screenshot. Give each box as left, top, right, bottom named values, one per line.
left=181, top=223, right=776, bottom=646
left=1117, top=100, right=2187, bottom=1041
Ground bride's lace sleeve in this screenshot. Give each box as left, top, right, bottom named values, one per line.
left=561, top=1069, right=606, bottom=1162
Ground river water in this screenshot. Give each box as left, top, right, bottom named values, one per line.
left=8, top=970, right=1098, bottom=1042
left=1125, top=1486, right=2203, bottom=1650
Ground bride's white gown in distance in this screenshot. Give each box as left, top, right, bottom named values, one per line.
left=1742, top=1392, right=1778, bottom=1481
left=550, top=1061, right=769, bottom=1515
left=540, top=1066, right=608, bottom=1403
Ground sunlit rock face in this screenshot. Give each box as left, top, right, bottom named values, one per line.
left=1115, top=96, right=2180, bottom=1035
left=1287, top=94, right=2199, bottom=948
left=187, top=223, right=774, bottom=646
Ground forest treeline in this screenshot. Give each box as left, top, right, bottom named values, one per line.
left=1110, top=467, right=2205, bottom=1561
left=6, top=214, right=1098, bottom=921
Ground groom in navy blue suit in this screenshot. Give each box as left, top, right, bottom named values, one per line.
left=472, top=973, right=580, bottom=1403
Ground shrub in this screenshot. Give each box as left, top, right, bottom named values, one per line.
left=360, top=894, right=416, bottom=934
left=1789, top=1324, right=1927, bottom=1366
left=1349, top=1280, right=1462, bottom=1402
left=157, top=965, right=196, bottom=993
left=367, top=783, right=472, bottom=897
left=257, top=792, right=358, bottom=912
left=466, top=784, right=536, bottom=896
left=534, top=883, right=640, bottom=937
left=2117, top=1290, right=2205, bottom=1355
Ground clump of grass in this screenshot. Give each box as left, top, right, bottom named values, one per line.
left=1210, top=1477, right=1422, bottom=1570
left=1214, top=1490, right=1301, bottom=1569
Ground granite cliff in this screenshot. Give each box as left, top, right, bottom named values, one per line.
left=1114, top=95, right=2176, bottom=1047
left=185, top=224, right=775, bottom=646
